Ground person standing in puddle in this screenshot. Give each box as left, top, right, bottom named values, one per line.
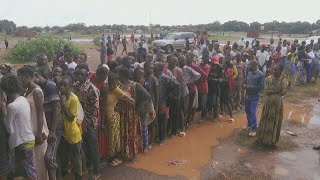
left=257, top=64, right=288, bottom=148
left=243, top=60, right=265, bottom=137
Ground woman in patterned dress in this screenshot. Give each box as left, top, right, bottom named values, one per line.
left=106, top=73, right=134, bottom=166
left=284, top=47, right=298, bottom=87
left=257, top=64, right=288, bottom=148
left=296, top=46, right=307, bottom=85
left=117, top=67, right=151, bottom=161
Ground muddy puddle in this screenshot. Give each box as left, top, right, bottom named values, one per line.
left=128, top=99, right=320, bottom=179
left=129, top=113, right=247, bottom=179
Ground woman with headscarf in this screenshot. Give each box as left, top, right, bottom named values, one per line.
left=284, top=47, right=298, bottom=87
left=257, top=64, right=288, bottom=148
left=106, top=72, right=134, bottom=166
left=117, top=67, right=152, bottom=161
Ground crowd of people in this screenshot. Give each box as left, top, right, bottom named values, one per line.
left=0, top=35, right=319, bottom=180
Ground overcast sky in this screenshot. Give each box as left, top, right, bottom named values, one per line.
left=1, top=0, right=320, bottom=27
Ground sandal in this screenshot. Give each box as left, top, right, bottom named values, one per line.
left=89, top=175, right=102, bottom=180
left=114, top=159, right=123, bottom=164
left=229, top=118, right=235, bottom=123
left=109, top=160, right=119, bottom=166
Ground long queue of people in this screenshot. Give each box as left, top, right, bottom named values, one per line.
left=0, top=36, right=319, bottom=180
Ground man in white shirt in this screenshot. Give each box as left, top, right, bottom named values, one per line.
left=66, top=61, right=77, bottom=71
left=306, top=45, right=315, bottom=83
left=64, top=50, right=77, bottom=71
left=208, top=44, right=217, bottom=59
left=269, top=38, right=277, bottom=53
left=237, top=37, right=245, bottom=49
left=188, top=45, right=199, bottom=58
left=199, top=40, right=207, bottom=57
left=256, top=44, right=270, bottom=74
left=280, top=40, right=288, bottom=68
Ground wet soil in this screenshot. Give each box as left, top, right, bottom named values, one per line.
left=202, top=118, right=320, bottom=180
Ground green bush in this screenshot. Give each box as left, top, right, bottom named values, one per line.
left=4, top=37, right=83, bottom=63
left=93, top=36, right=101, bottom=47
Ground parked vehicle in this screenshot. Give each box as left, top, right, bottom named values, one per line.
left=152, top=32, right=195, bottom=53
left=299, top=36, right=320, bottom=45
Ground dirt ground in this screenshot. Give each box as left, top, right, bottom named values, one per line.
left=1, top=38, right=320, bottom=180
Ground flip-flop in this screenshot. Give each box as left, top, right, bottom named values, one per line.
left=114, top=159, right=123, bottom=165
left=229, top=118, right=235, bottom=123
left=89, top=175, right=103, bottom=180
left=109, top=160, right=118, bottom=166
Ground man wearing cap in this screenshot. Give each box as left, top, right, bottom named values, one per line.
left=256, top=44, right=270, bottom=73
left=208, top=55, right=223, bottom=121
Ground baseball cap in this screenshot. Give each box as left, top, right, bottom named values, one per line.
left=212, top=56, right=219, bottom=65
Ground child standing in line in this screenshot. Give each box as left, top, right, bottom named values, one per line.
left=59, top=75, right=82, bottom=180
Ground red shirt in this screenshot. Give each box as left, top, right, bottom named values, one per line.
left=196, top=63, right=211, bottom=94
left=272, top=51, right=283, bottom=67
left=223, top=44, right=230, bottom=53
left=227, top=68, right=234, bottom=91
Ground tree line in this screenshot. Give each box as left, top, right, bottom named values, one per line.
left=1, top=19, right=320, bottom=35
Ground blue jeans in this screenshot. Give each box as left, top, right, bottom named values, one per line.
left=245, top=98, right=259, bottom=131
left=281, top=56, right=287, bottom=71
left=142, top=124, right=148, bottom=148
left=306, top=63, right=313, bottom=82
left=198, top=93, right=207, bottom=118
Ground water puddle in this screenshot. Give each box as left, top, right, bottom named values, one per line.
left=129, top=113, right=248, bottom=179
left=284, top=99, right=319, bottom=125
left=307, top=100, right=320, bottom=128
left=128, top=99, right=320, bottom=179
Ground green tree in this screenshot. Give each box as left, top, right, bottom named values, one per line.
left=249, top=22, right=261, bottom=30
left=0, top=19, right=17, bottom=34
left=29, top=26, right=42, bottom=33
left=65, top=23, right=87, bottom=32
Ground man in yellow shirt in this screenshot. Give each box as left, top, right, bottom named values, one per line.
left=58, top=75, right=82, bottom=180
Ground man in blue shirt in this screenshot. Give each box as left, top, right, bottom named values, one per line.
left=243, top=60, right=265, bottom=137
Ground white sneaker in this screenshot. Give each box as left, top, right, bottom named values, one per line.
left=178, top=132, right=186, bottom=137
left=249, top=132, right=257, bottom=137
